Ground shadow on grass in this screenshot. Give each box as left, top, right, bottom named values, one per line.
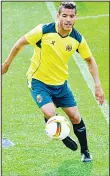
left=44, top=159, right=93, bottom=176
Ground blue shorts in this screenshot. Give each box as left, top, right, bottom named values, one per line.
left=30, top=79, right=77, bottom=108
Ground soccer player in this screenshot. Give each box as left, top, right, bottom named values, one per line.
left=2, top=2, right=104, bottom=162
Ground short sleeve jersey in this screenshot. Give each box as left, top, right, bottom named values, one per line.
left=25, top=22, right=92, bottom=86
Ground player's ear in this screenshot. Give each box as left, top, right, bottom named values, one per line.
left=57, top=13, right=60, bottom=20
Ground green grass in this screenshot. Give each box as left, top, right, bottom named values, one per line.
left=2, top=2, right=109, bottom=176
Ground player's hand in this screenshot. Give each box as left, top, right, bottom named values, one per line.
left=95, top=85, right=104, bottom=105
left=2, top=62, right=9, bottom=74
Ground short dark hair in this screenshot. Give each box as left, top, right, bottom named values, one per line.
left=58, top=2, right=77, bottom=14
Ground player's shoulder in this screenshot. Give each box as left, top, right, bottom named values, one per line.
left=30, top=22, right=56, bottom=35
left=70, top=28, right=82, bottom=43
left=32, top=23, right=43, bottom=32
left=42, top=22, right=56, bottom=34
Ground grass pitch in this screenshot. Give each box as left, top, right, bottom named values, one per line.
left=2, top=2, right=109, bottom=176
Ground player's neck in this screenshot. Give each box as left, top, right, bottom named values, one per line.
left=58, top=24, right=71, bottom=37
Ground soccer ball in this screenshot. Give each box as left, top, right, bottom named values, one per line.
left=45, top=116, right=70, bottom=140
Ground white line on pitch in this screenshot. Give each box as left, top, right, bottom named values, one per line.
left=78, top=14, right=109, bottom=20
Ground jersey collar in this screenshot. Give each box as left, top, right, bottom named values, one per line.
left=55, top=22, right=72, bottom=38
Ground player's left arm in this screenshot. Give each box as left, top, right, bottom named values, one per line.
left=85, top=56, right=104, bottom=105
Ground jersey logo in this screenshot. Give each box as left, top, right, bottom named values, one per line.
left=66, top=44, right=72, bottom=51
left=51, top=41, right=55, bottom=45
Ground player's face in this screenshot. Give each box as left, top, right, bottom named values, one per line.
left=57, top=8, right=77, bottom=31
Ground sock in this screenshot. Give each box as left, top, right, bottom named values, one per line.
left=44, top=116, right=78, bottom=151
left=73, top=118, right=88, bottom=153
left=62, top=136, right=78, bottom=151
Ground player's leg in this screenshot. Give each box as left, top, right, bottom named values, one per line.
left=41, top=103, right=77, bottom=151
left=62, top=106, right=92, bottom=162
left=62, top=105, right=92, bottom=162
left=41, top=103, right=57, bottom=125
left=30, top=79, right=56, bottom=120
left=53, top=81, right=92, bottom=162
left=41, top=102, right=56, bottom=121
left=30, top=79, right=77, bottom=151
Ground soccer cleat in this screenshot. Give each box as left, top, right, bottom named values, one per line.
left=81, top=150, right=92, bottom=162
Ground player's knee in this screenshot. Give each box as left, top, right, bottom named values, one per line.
left=43, top=110, right=56, bottom=119
left=69, top=112, right=81, bottom=124
left=41, top=103, right=56, bottom=119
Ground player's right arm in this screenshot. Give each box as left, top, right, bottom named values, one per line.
left=2, top=24, right=42, bottom=75
left=2, top=36, right=29, bottom=74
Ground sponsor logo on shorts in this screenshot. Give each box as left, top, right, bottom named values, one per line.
left=37, top=95, right=43, bottom=103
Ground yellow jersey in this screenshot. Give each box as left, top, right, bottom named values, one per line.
left=25, top=22, right=92, bottom=86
